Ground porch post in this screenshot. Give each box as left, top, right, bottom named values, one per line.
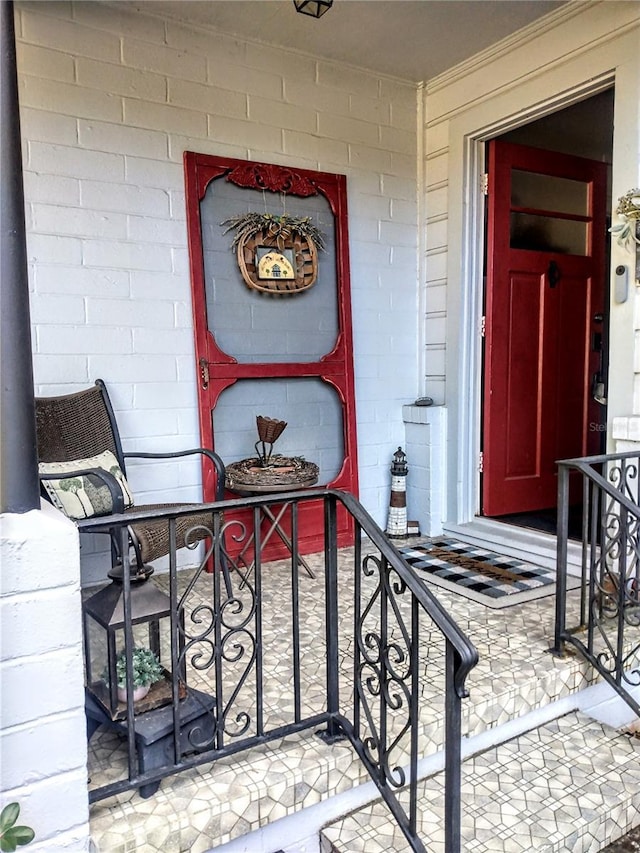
left=1, top=0, right=39, bottom=513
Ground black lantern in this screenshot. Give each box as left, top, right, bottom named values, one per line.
left=83, top=577, right=184, bottom=720
left=293, top=0, right=333, bottom=18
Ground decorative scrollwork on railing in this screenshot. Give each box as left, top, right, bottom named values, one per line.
left=355, top=552, right=414, bottom=789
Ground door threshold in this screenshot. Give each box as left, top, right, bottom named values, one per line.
left=442, top=517, right=584, bottom=575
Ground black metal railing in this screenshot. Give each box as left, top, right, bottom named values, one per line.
left=79, top=489, right=478, bottom=851
left=553, top=451, right=640, bottom=717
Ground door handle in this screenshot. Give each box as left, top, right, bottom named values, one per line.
left=592, top=373, right=607, bottom=406
left=548, top=260, right=561, bottom=288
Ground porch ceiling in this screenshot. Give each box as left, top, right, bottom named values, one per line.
left=119, top=0, right=567, bottom=82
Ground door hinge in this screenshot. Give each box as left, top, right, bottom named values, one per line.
left=481, top=173, right=489, bottom=196
left=480, top=315, right=486, bottom=338
left=478, top=451, right=484, bottom=473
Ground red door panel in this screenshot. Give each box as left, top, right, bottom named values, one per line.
left=483, top=141, right=606, bottom=517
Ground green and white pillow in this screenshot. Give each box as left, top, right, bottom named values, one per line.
left=39, top=450, right=134, bottom=520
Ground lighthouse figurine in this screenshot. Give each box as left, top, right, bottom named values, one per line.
left=386, top=447, right=408, bottom=538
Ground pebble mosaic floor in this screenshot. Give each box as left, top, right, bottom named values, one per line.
left=87, top=538, right=632, bottom=853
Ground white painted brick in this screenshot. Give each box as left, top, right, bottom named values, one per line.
left=318, top=113, right=379, bottom=146
left=34, top=264, right=130, bottom=297
left=19, top=74, right=123, bottom=122
left=76, top=57, right=167, bottom=103
left=73, top=1, right=166, bottom=43
left=88, top=353, right=178, bottom=383
left=127, top=214, right=187, bottom=245
left=317, top=62, right=379, bottom=98
left=122, top=36, right=207, bottom=82
left=23, top=172, right=79, bottom=206
left=248, top=96, right=317, bottom=134
left=382, top=174, right=416, bottom=202
left=391, top=150, right=415, bottom=178
left=380, top=220, right=418, bottom=248
left=426, top=217, right=448, bottom=250
left=349, top=93, right=391, bottom=125
left=81, top=179, right=170, bottom=217
left=168, top=78, right=246, bottom=118
left=32, top=353, right=89, bottom=385
left=129, top=270, right=187, bottom=300
left=1, top=769, right=90, bottom=850
left=29, top=141, right=125, bottom=181
left=134, top=382, right=196, bottom=409
left=167, top=134, right=245, bottom=163
left=166, top=19, right=246, bottom=65
left=37, top=324, right=132, bottom=354
left=281, top=130, right=348, bottom=167
left=207, top=115, right=282, bottom=151
left=21, top=107, right=78, bottom=146
left=1, top=647, right=84, bottom=728
left=171, top=246, right=189, bottom=276
left=78, top=119, right=168, bottom=159
left=381, top=125, right=415, bottom=158
left=16, top=41, right=75, bottom=82
left=27, top=232, right=82, bottom=265
left=30, top=293, right=85, bottom=325
left=245, top=42, right=316, bottom=83
left=283, top=77, right=348, bottom=114
left=82, top=238, right=173, bottom=272
left=349, top=144, right=392, bottom=173
left=87, top=297, right=173, bottom=328
left=169, top=190, right=185, bottom=221
left=21, top=9, right=121, bottom=62
left=124, top=155, right=183, bottom=189
left=33, top=204, right=127, bottom=239
left=1, top=588, right=82, bottom=660
left=124, top=97, right=207, bottom=137
left=390, top=97, right=419, bottom=133
left=133, top=327, right=193, bottom=354
left=612, top=416, right=629, bottom=440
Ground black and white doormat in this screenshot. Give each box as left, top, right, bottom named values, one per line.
left=399, top=538, right=579, bottom=608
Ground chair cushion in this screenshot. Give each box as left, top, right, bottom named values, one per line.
left=39, top=450, right=134, bottom=520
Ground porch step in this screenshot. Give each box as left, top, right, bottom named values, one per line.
left=320, top=711, right=640, bottom=853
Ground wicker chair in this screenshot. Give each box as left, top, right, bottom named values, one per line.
left=35, top=379, right=226, bottom=578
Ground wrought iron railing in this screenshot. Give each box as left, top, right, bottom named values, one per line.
left=79, top=489, right=478, bottom=851
left=553, top=451, right=640, bottom=717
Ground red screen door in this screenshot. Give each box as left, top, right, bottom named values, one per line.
left=184, top=152, right=359, bottom=554
left=482, top=140, right=607, bottom=517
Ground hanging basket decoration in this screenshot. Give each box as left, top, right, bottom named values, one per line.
left=222, top=212, right=325, bottom=295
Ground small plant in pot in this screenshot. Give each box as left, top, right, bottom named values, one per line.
left=113, top=646, right=164, bottom=703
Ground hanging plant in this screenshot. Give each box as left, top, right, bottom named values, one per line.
left=609, top=188, right=640, bottom=250
left=221, top=212, right=326, bottom=295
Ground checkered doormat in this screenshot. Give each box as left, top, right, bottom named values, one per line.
left=399, top=538, right=578, bottom=608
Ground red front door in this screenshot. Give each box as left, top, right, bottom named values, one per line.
left=482, top=141, right=607, bottom=517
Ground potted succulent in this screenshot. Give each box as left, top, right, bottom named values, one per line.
left=113, top=646, right=164, bottom=703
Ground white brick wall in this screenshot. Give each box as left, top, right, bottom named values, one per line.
left=0, top=503, right=90, bottom=851
left=17, top=0, right=419, bottom=542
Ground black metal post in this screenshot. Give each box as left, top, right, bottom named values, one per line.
left=1, top=0, right=39, bottom=513
left=552, top=463, right=570, bottom=654
left=444, top=642, right=462, bottom=853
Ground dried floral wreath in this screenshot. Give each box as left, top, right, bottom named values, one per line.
left=609, top=188, right=640, bottom=250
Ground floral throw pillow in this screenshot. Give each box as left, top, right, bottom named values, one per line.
left=39, top=450, right=134, bottom=520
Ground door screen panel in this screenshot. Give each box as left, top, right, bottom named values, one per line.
left=200, top=179, right=339, bottom=363
left=212, top=378, right=344, bottom=486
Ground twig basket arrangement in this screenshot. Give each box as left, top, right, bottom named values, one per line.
left=222, top=213, right=324, bottom=295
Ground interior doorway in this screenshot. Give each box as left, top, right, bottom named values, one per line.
left=480, top=90, right=614, bottom=536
